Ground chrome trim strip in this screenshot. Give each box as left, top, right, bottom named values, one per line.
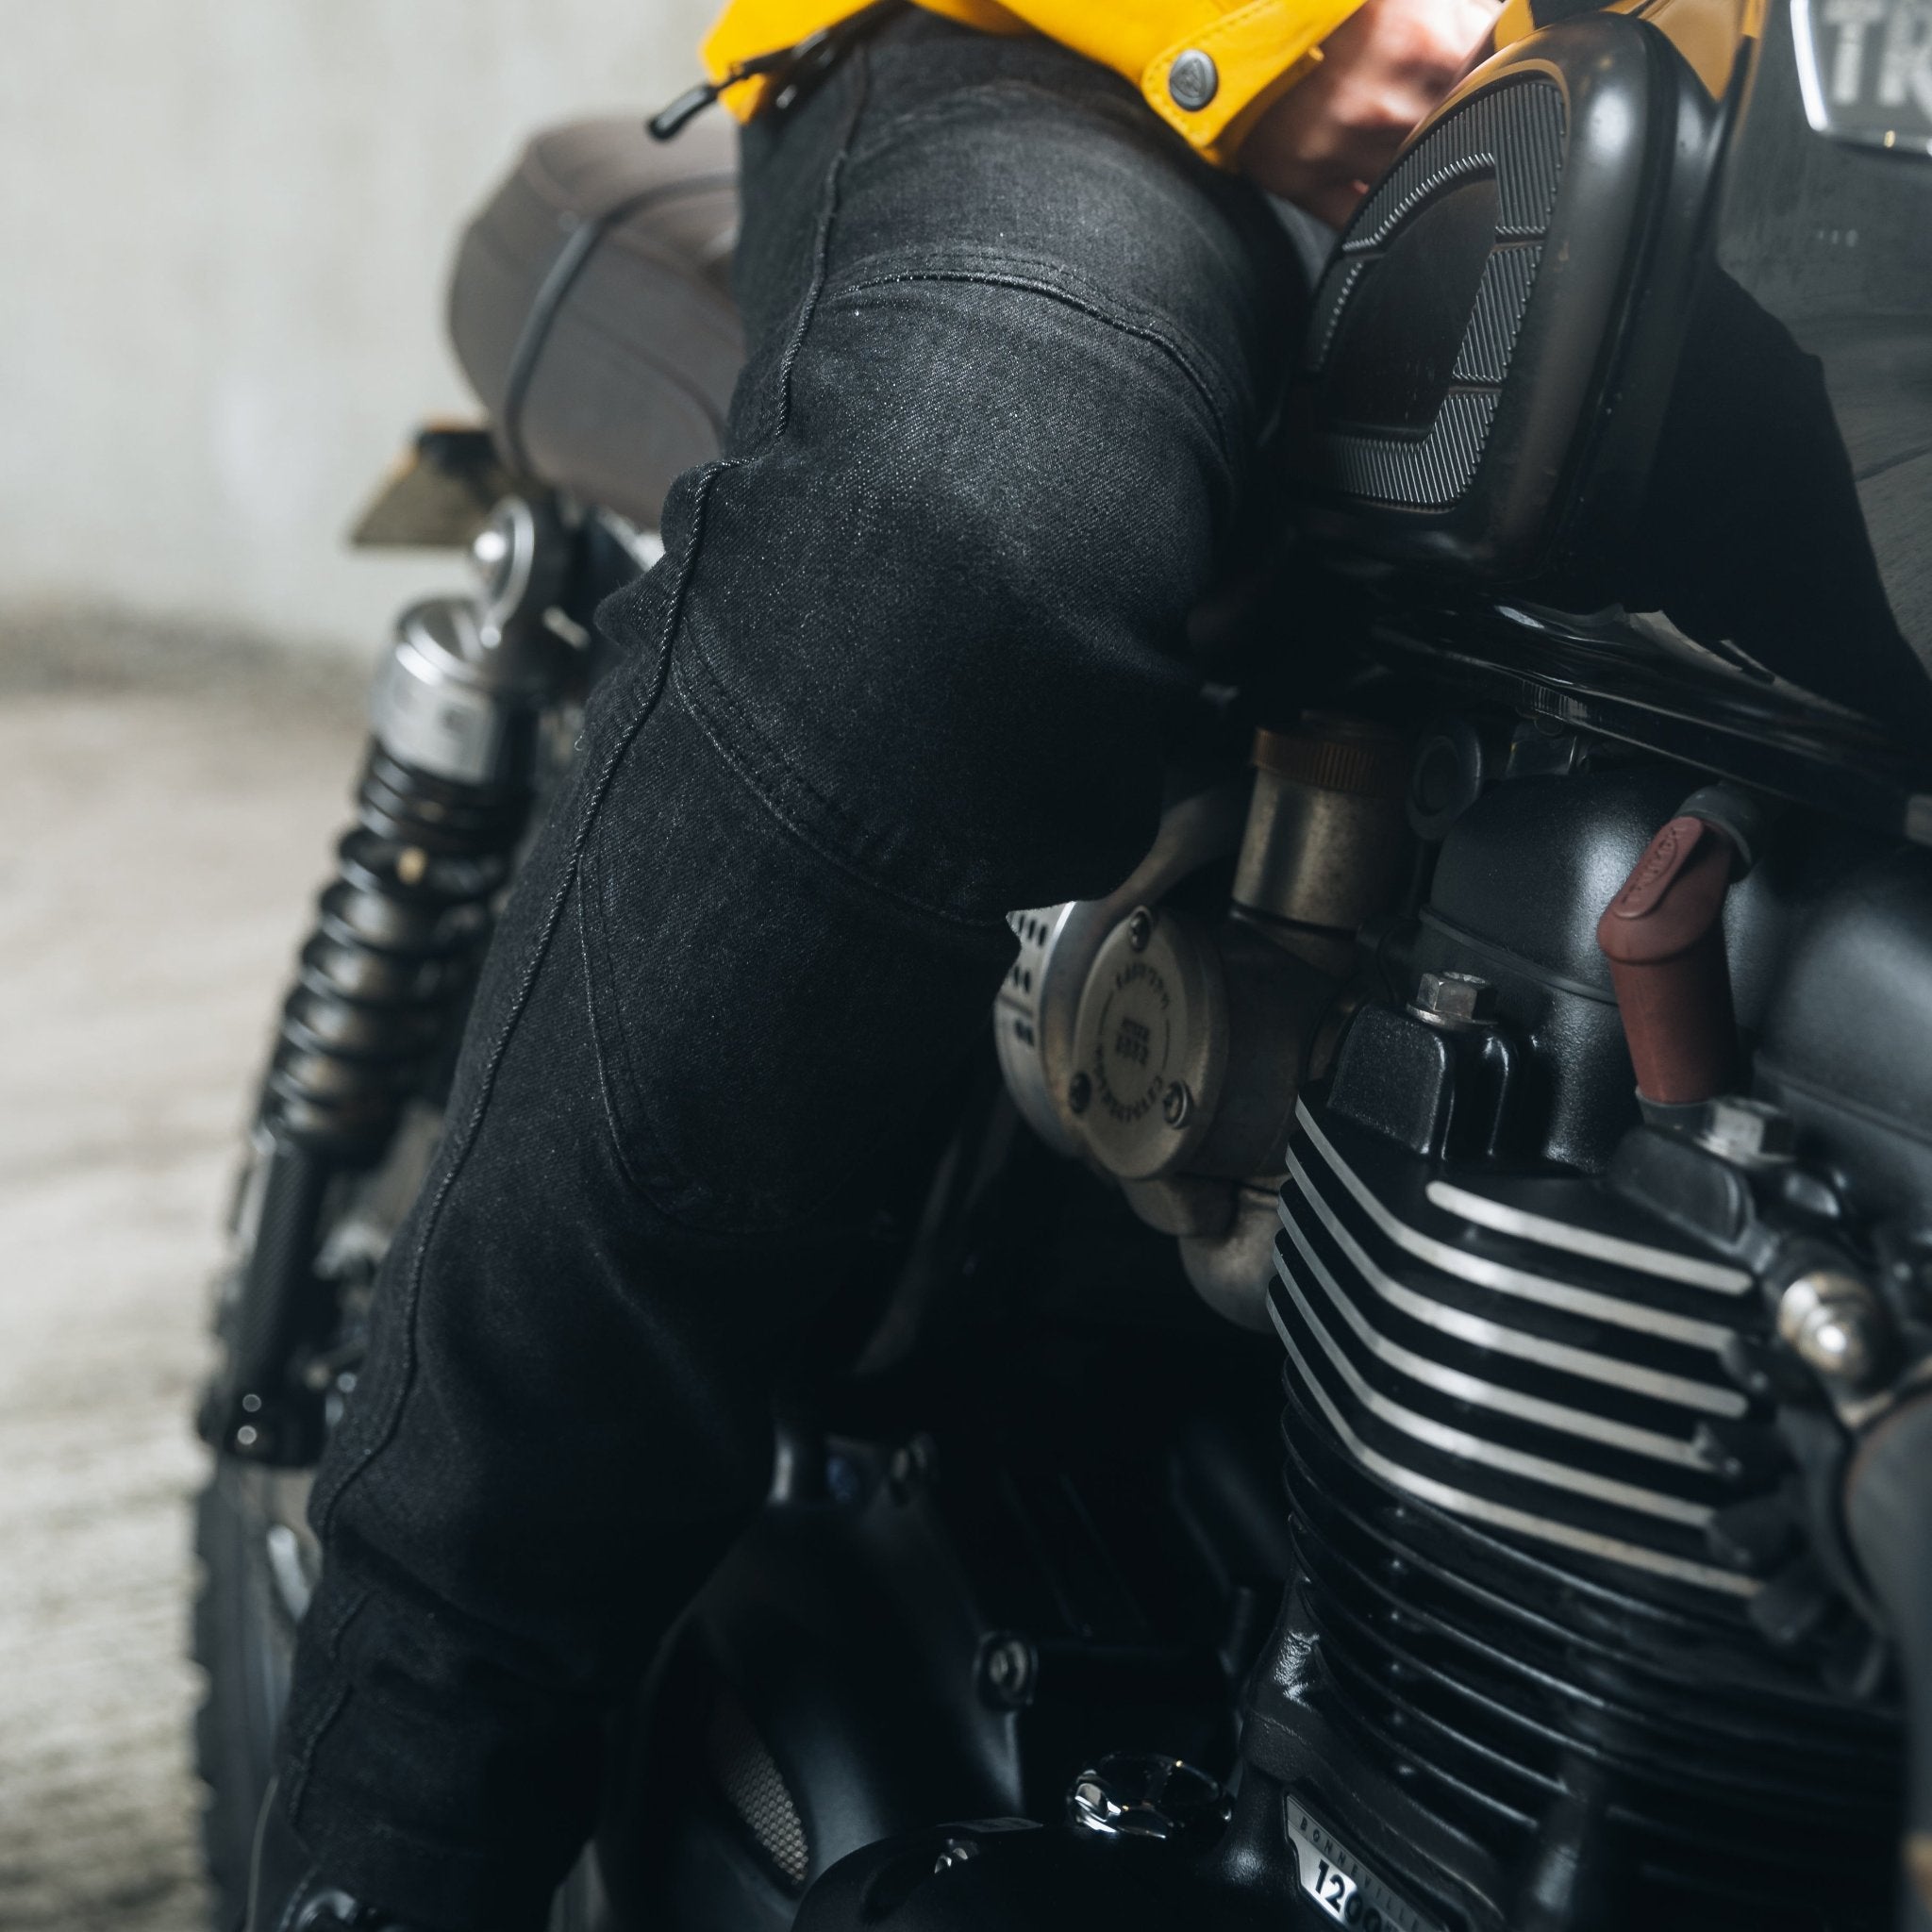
left=1281, top=1151, right=1746, bottom=1417
left=1275, top=1226, right=1709, bottom=1469
left=1424, top=1179, right=1752, bottom=1295
left=1271, top=1304, right=1759, bottom=1598
left=1293, top=1104, right=1736, bottom=1353
left=1278, top=1273, right=1712, bottom=1524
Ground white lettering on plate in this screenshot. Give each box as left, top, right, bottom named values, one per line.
left=1285, top=1803, right=1449, bottom=1932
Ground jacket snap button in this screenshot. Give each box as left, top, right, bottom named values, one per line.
left=1168, top=49, right=1219, bottom=110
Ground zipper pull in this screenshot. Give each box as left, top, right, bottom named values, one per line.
left=647, top=40, right=804, bottom=141
left=648, top=3, right=904, bottom=141
left=647, top=79, right=726, bottom=142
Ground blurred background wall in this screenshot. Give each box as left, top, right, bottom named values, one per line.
left=0, top=15, right=715, bottom=1924
left=0, top=0, right=718, bottom=657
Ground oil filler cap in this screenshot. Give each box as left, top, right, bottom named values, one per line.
left=1069, top=1753, right=1230, bottom=1843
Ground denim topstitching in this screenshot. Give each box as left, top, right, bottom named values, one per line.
left=290, top=51, right=876, bottom=1831
left=833, top=260, right=1245, bottom=463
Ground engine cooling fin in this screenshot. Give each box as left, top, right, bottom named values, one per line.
left=1267, top=1092, right=1902, bottom=1931
left=1274, top=1099, right=1759, bottom=1604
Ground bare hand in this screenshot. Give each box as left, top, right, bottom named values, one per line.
left=1241, top=0, right=1502, bottom=225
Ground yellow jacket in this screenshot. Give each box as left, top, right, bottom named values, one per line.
left=701, top=0, right=1369, bottom=169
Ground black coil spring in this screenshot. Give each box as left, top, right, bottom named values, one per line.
left=208, top=743, right=534, bottom=1460
left=261, top=744, right=530, bottom=1161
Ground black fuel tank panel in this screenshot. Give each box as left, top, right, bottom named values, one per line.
left=1289, top=0, right=1932, bottom=739
left=1290, top=13, right=1717, bottom=577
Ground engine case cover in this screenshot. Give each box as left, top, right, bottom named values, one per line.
left=1069, top=908, right=1228, bottom=1182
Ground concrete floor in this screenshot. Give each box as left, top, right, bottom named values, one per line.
left=0, top=614, right=367, bottom=1930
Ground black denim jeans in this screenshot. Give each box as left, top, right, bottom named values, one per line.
left=279, top=15, right=1301, bottom=1926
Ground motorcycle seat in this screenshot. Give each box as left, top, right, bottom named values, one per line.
left=448, top=114, right=744, bottom=532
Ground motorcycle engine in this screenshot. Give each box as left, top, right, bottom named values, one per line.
left=987, top=717, right=1928, bottom=1932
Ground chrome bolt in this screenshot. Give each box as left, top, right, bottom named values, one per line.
left=1162, top=1081, right=1192, bottom=1128
left=1778, top=1268, right=1889, bottom=1387
left=933, top=1839, right=981, bottom=1875
left=1807, top=1315, right=1863, bottom=1374
left=1126, top=907, right=1155, bottom=952
left=1410, top=969, right=1497, bottom=1026
left=1168, top=48, right=1219, bottom=110
left=1067, top=1753, right=1230, bottom=1842
left=1067, top=1072, right=1092, bottom=1116
left=469, top=523, right=510, bottom=574
left=1696, top=1095, right=1796, bottom=1168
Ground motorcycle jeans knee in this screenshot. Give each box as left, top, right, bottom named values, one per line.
left=277, top=13, right=1304, bottom=1927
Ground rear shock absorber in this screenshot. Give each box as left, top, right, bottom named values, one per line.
left=205, top=497, right=569, bottom=1463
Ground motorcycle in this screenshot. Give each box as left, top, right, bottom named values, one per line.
left=192, top=1, right=1932, bottom=1926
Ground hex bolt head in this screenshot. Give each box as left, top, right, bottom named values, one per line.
left=1067, top=1072, right=1092, bottom=1116
left=887, top=1433, right=939, bottom=1500
left=1410, top=969, right=1498, bottom=1027
left=1162, top=1081, right=1192, bottom=1128
left=1168, top=48, right=1219, bottom=109
left=1696, top=1095, right=1797, bottom=1168
left=1125, top=907, right=1156, bottom=953
left=1778, top=1269, right=1890, bottom=1387
left=978, top=1634, right=1038, bottom=1710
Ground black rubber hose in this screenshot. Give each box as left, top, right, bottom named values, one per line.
left=1845, top=1393, right=1932, bottom=1932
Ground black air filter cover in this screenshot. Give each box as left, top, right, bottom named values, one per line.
left=1291, top=17, right=1721, bottom=580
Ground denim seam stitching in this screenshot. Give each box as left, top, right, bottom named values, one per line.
left=315, top=1574, right=368, bottom=1657
left=578, top=824, right=718, bottom=1217
left=568, top=63, right=885, bottom=1223
left=573, top=867, right=655, bottom=1198
left=286, top=1684, right=349, bottom=1826
left=835, top=265, right=1242, bottom=466
left=306, top=463, right=713, bottom=1553
left=273, top=1865, right=320, bottom=1932
left=303, top=49, right=872, bottom=1556
left=284, top=1580, right=371, bottom=1819
left=671, top=648, right=1006, bottom=936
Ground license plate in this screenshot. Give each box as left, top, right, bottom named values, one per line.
left=1286, top=1802, right=1448, bottom=1932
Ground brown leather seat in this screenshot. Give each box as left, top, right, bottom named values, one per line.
left=448, top=115, right=744, bottom=531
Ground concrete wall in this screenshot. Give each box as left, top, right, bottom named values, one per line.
left=0, top=0, right=719, bottom=654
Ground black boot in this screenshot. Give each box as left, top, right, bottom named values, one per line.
left=245, top=1779, right=432, bottom=1932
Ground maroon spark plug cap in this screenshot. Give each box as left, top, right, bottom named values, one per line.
left=1596, top=814, right=1740, bottom=1106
